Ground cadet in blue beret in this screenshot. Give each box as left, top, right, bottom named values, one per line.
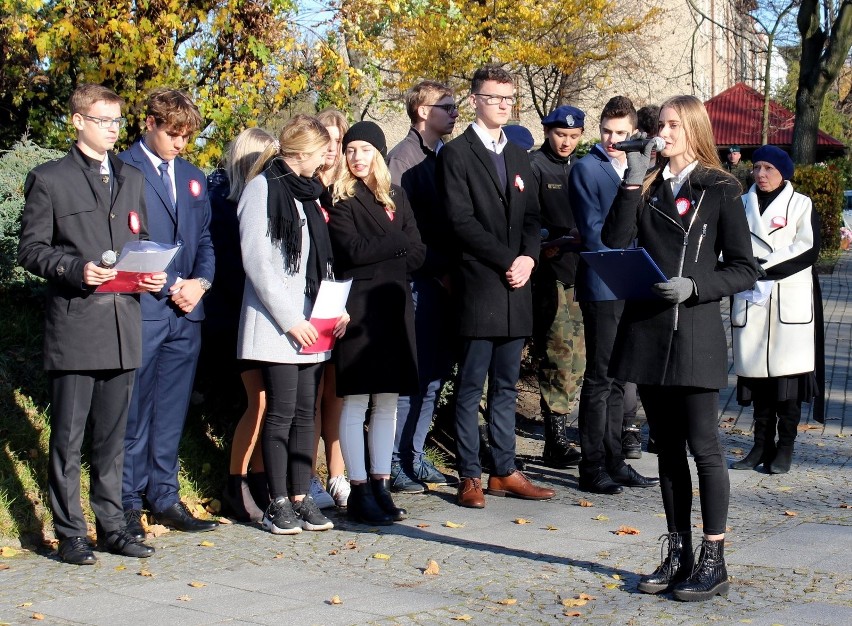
left=529, top=104, right=586, bottom=469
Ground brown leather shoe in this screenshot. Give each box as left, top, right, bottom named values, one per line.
left=487, top=470, right=555, bottom=500
left=457, top=477, right=485, bottom=508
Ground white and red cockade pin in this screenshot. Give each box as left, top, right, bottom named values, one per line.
left=676, top=198, right=690, bottom=216
left=514, top=174, right=525, bottom=192
left=128, top=211, right=141, bottom=234
left=189, top=179, right=202, bottom=197
left=770, top=215, right=787, bottom=228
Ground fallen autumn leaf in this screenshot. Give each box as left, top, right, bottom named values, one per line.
left=424, top=559, right=440, bottom=575
left=443, top=521, right=464, bottom=528
left=496, top=598, right=517, bottom=605
left=372, top=553, right=391, bottom=560
left=577, top=499, right=594, bottom=508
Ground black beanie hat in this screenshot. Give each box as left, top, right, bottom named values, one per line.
left=342, top=121, right=387, bottom=159
left=752, top=145, right=794, bottom=181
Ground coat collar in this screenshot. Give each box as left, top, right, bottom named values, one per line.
left=462, top=125, right=525, bottom=202
left=129, top=140, right=177, bottom=222
left=744, top=180, right=794, bottom=246
left=352, top=180, right=396, bottom=233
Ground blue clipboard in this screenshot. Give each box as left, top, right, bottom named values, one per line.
left=580, top=248, right=668, bottom=300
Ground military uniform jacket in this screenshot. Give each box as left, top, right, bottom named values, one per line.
left=438, top=125, right=541, bottom=338
left=601, top=165, right=758, bottom=388
left=530, top=146, right=578, bottom=285
left=18, top=147, right=149, bottom=371
left=732, top=182, right=818, bottom=377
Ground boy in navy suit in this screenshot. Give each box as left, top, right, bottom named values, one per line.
left=19, top=84, right=164, bottom=563
left=119, top=89, right=217, bottom=534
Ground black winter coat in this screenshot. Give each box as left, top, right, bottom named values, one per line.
left=327, top=181, right=425, bottom=396
left=601, top=165, right=758, bottom=388
left=438, top=126, right=541, bottom=338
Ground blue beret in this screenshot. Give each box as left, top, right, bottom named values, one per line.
left=541, top=105, right=585, bottom=129
left=502, top=124, right=535, bottom=151
left=752, top=145, right=794, bottom=181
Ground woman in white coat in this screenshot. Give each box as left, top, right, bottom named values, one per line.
left=731, top=145, right=822, bottom=474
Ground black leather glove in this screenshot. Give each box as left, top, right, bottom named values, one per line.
left=623, top=133, right=658, bottom=187
left=652, top=277, right=695, bottom=304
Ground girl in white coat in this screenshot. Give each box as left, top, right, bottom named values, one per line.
left=731, top=145, right=822, bottom=475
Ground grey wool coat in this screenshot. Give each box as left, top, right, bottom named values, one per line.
left=236, top=173, right=330, bottom=365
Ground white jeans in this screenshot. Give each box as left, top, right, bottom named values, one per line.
left=339, top=393, right=398, bottom=481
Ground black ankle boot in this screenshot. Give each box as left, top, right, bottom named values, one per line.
left=223, top=474, right=264, bottom=523
left=370, top=478, right=407, bottom=521
left=732, top=408, right=775, bottom=470
left=768, top=444, right=793, bottom=474
left=542, top=413, right=582, bottom=468
left=672, top=538, right=729, bottom=601
left=348, top=483, right=393, bottom=526
left=246, top=472, right=270, bottom=510
left=637, top=532, right=693, bottom=594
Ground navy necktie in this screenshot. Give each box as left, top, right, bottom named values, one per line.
left=158, top=161, right=176, bottom=209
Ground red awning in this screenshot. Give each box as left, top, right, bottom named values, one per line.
left=704, top=83, right=845, bottom=150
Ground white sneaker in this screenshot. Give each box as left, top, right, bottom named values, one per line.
left=309, top=475, right=335, bottom=509
left=327, top=475, right=350, bottom=507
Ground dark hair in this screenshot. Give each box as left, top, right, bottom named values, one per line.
left=145, top=88, right=203, bottom=134
left=69, top=84, right=123, bottom=115
left=405, top=80, right=453, bottom=123
left=600, top=96, right=637, bottom=129
left=471, top=65, right=513, bottom=94
left=637, top=105, right=660, bottom=136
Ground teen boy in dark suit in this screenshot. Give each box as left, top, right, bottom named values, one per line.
left=119, top=89, right=217, bottom=534
left=439, top=65, right=555, bottom=508
left=18, top=84, right=165, bottom=564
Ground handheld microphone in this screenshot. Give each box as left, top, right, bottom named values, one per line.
left=614, top=136, right=665, bottom=153
left=100, top=250, right=117, bottom=269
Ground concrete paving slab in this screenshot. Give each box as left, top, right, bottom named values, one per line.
left=727, top=522, right=852, bottom=570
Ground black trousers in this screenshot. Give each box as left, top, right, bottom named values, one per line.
left=49, top=369, right=135, bottom=539
left=261, top=362, right=322, bottom=499
left=578, top=300, right=626, bottom=477
left=454, top=337, right=524, bottom=478
left=639, top=385, right=730, bottom=536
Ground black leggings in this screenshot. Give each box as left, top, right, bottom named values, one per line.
left=261, top=362, right=322, bottom=499
left=638, top=385, right=730, bottom=536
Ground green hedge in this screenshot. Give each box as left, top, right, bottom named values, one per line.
left=792, top=163, right=844, bottom=259
left=0, top=141, right=65, bottom=292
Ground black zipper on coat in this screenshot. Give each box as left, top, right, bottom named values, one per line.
left=648, top=190, right=706, bottom=330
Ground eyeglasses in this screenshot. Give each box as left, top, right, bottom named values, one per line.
left=473, top=93, right=516, bottom=106
left=425, top=103, right=459, bottom=114
left=81, top=114, right=127, bottom=129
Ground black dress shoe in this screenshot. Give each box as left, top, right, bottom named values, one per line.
left=98, top=529, right=155, bottom=558
left=154, top=502, right=218, bottom=532
left=611, top=464, right=660, bottom=488
left=578, top=471, right=624, bottom=495
left=124, top=509, right=145, bottom=540
left=58, top=537, right=97, bottom=565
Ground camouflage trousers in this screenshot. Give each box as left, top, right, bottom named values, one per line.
left=533, top=280, right=585, bottom=415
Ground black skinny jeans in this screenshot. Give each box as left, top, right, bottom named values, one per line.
left=638, top=385, right=730, bottom=536
left=261, top=362, right=322, bottom=499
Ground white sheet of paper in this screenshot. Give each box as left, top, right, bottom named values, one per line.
left=737, top=280, right=774, bottom=306
left=311, top=279, right=353, bottom=318
left=115, top=241, right=180, bottom=273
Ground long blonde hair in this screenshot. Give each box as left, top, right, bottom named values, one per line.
left=316, top=108, right=349, bottom=186
left=333, top=144, right=396, bottom=212
left=248, top=114, right=330, bottom=182
left=225, top=127, right=275, bottom=202
left=642, top=95, right=735, bottom=193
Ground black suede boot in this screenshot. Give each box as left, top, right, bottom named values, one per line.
left=246, top=471, right=271, bottom=510
left=732, top=403, right=775, bottom=470
left=542, top=413, right=582, bottom=468
left=370, top=478, right=407, bottom=521
left=347, top=482, right=393, bottom=526
left=672, top=538, right=729, bottom=601
left=637, top=532, right=694, bottom=594
left=223, top=474, right=264, bottom=523
left=768, top=399, right=801, bottom=474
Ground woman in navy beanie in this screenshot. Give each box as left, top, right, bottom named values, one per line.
left=731, top=145, right=823, bottom=474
